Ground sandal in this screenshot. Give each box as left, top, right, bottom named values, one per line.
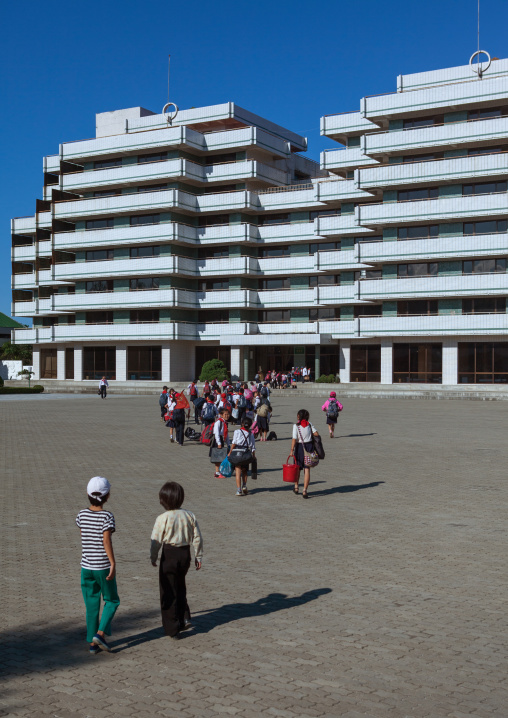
left=302, top=491, right=309, bottom=499
left=293, top=486, right=299, bottom=495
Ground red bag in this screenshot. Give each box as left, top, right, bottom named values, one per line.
left=283, top=455, right=299, bottom=483
left=200, top=424, right=214, bottom=445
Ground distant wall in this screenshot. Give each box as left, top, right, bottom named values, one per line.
left=0, top=360, right=23, bottom=380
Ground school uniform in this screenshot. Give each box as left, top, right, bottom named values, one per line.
left=292, top=422, right=317, bottom=468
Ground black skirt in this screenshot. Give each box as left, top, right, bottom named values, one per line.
left=326, top=416, right=337, bottom=425
left=256, top=416, right=268, bottom=431
left=295, top=441, right=314, bottom=469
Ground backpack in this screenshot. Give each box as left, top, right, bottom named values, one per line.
left=189, top=384, right=198, bottom=398
left=238, top=395, right=247, bottom=409
left=257, top=403, right=269, bottom=418
left=327, top=400, right=342, bottom=419
left=203, top=402, right=216, bottom=421
left=200, top=424, right=214, bottom=445
left=245, top=398, right=253, bottom=410
left=193, top=396, right=205, bottom=411
left=267, top=431, right=277, bottom=441
left=260, top=386, right=268, bottom=398
left=223, top=401, right=232, bottom=413
left=159, top=393, right=167, bottom=407
left=185, top=427, right=200, bottom=441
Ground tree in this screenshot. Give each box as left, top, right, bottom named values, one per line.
left=0, top=342, right=32, bottom=364
left=18, top=369, right=35, bottom=388
left=198, top=358, right=229, bottom=382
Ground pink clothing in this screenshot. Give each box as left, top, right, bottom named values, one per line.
left=321, top=399, right=343, bottom=412
left=244, top=389, right=253, bottom=400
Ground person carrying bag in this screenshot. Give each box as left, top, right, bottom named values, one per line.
left=229, top=417, right=256, bottom=496
left=289, top=409, right=320, bottom=499
left=209, top=407, right=230, bottom=478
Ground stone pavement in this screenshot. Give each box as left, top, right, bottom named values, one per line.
left=1, top=392, right=507, bottom=717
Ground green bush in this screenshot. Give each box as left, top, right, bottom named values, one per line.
left=316, top=374, right=338, bottom=384
left=199, top=359, right=228, bottom=382
left=0, top=385, right=44, bottom=394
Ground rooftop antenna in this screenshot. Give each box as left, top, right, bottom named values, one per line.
left=162, top=54, right=179, bottom=124
left=469, top=0, right=491, bottom=79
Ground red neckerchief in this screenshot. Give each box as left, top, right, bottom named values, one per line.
left=297, top=420, right=309, bottom=428
left=219, top=417, right=228, bottom=439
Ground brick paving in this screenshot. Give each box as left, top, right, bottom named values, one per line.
left=1, top=392, right=507, bottom=717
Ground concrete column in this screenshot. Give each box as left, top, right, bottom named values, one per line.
left=32, top=348, right=40, bottom=381
left=380, top=340, right=393, bottom=384
left=74, top=347, right=83, bottom=381
left=230, top=347, right=241, bottom=381
left=442, top=339, right=458, bottom=385
left=57, top=348, right=65, bottom=380
left=116, top=346, right=127, bottom=381
left=243, top=355, right=249, bottom=382
left=339, top=341, right=350, bottom=383
left=314, top=345, right=321, bottom=380
left=161, top=345, right=171, bottom=383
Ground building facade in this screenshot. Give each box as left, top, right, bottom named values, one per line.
left=11, top=58, right=508, bottom=385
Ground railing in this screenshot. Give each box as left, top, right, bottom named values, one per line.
left=256, top=182, right=314, bottom=194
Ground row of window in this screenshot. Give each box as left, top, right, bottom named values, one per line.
left=397, top=180, right=507, bottom=202
left=92, top=151, right=240, bottom=172
left=398, top=219, right=508, bottom=240
left=398, top=146, right=508, bottom=164
left=401, top=106, right=508, bottom=131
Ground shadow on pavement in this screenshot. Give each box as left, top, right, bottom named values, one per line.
left=249, top=481, right=383, bottom=497
left=337, top=433, right=377, bottom=438
left=115, top=588, right=332, bottom=648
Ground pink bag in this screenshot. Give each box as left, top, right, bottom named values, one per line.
left=251, top=420, right=259, bottom=436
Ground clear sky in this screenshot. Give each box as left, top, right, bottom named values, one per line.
left=1, top=0, right=507, bottom=319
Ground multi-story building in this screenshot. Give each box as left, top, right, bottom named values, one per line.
left=11, top=57, right=508, bottom=385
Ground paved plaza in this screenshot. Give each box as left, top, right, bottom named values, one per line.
left=1, top=392, right=507, bottom=717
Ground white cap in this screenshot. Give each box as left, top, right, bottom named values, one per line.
left=87, top=476, right=111, bottom=498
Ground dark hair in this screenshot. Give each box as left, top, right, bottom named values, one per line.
left=162, top=385, right=168, bottom=391
left=238, top=388, right=244, bottom=395
left=204, top=392, right=210, bottom=399
left=297, top=409, right=310, bottom=422
left=241, top=416, right=252, bottom=429
left=159, top=481, right=184, bottom=511
left=219, top=406, right=229, bottom=415
left=88, top=492, right=109, bottom=507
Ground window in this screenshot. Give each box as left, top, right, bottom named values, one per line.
left=130, top=277, right=160, bottom=291
left=94, top=159, right=122, bottom=170
left=65, top=348, right=74, bottom=380
left=86, top=311, right=113, bottom=324
left=94, top=189, right=119, bottom=197
left=353, top=305, right=382, bottom=318
left=463, top=258, right=506, bottom=274
left=458, top=342, right=508, bottom=383
left=468, top=107, right=505, bottom=121
left=138, top=152, right=167, bottom=164
left=259, top=245, right=290, bottom=258
left=86, top=280, right=113, bottom=293
left=85, top=218, right=114, bottom=230
left=309, top=308, right=340, bottom=320
left=198, top=215, right=230, bottom=227
left=259, top=278, right=290, bottom=290
left=351, top=345, right=381, bottom=382
left=206, top=152, right=237, bottom=165
left=42, top=317, right=58, bottom=327
left=310, top=209, right=340, bottom=220
left=198, top=310, right=229, bottom=323
left=86, top=249, right=114, bottom=262
left=398, top=225, right=439, bottom=240
left=463, top=181, right=507, bottom=195
left=462, top=298, right=506, bottom=314
left=259, top=213, right=290, bottom=226
left=130, top=246, right=161, bottom=259
left=130, top=310, right=159, bottom=323
left=127, top=346, right=162, bottom=380
left=83, top=346, right=116, bottom=380
left=398, top=263, right=438, bottom=278
left=314, top=241, right=341, bottom=252
left=130, top=214, right=160, bottom=226
left=402, top=153, right=442, bottom=163
left=393, top=344, right=442, bottom=383
left=398, top=187, right=439, bottom=201
left=403, top=115, right=443, bottom=129
left=258, top=310, right=291, bottom=322
left=467, top=146, right=505, bottom=156
left=40, top=349, right=57, bottom=379
left=198, top=246, right=229, bottom=258
left=463, top=220, right=508, bottom=235
left=397, top=300, right=438, bottom=315
left=200, top=280, right=229, bottom=291
left=137, top=184, right=168, bottom=193
left=309, top=275, right=340, bottom=287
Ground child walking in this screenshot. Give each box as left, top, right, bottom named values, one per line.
left=76, top=476, right=120, bottom=654
left=150, top=482, right=203, bottom=639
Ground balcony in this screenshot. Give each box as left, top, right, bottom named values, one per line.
left=12, top=216, right=36, bottom=235
left=358, top=272, right=508, bottom=301
left=357, top=152, right=508, bottom=190
left=364, top=117, right=508, bottom=157
left=53, top=255, right=195, bottom=282
left=361, top=77, right=508, bottom=122
left=12, top=245, right=36, bottom=262
left=315, top=213, right=376, bottom=237
left=12, top=273, right=37, bottom=290
left=356, top=233, right=508, bottom=265
left=320, top=111, right=378, bottom=142
left=321, top=147, right=380, bottom=173
left=315, top=178, right=375, bottom=203
left=356, top=192, right=508, bottom=227
left=355, top=312, right=508, bottom=338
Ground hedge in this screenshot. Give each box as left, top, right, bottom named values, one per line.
left=316, top=374, right=339, bottom=384
left=0, top=385, right=45, bottom=394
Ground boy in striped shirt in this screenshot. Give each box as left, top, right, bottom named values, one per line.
left=76, top=476, right=120, bottom=654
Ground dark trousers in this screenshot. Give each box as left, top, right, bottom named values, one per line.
left=174, top=420, right=185, bottom=446
left=193, top=405, right=201, bottom=425
left=237, top=407, right=246, bottom=426
left=100, top=386, right=107, bottom=398
left=159, top=545, right=191, bottom=637
left=161, top=405, right=166, bottom=418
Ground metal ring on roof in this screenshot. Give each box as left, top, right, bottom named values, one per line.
left=162, top=102, right=179, bottom=124
left=469, top=50, right=491, bottom=79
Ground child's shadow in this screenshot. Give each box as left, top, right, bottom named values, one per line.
left=113, top=587, right=332, bottom=650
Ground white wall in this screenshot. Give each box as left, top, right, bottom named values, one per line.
left=0, top=360, right=23, bottom=380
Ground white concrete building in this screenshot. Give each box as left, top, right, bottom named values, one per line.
left=10, top=57, right=508, bottom=385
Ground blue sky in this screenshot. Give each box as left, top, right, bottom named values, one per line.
left=1, top=0, right=507, bottom=319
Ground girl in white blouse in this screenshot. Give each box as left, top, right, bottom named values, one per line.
left=229, top=417, right=256, bottom=496
left=290, top=409, right=319, bottom=499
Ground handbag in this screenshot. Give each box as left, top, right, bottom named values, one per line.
left=219, top=457, right=233, bottom=477
left=210, top=446, right=227, bottom=464
left=283, top=455, right=299, bottom=482
left=312, top=434, right=325, bottom=460
left=297, top=426, right=320, bottom=468
left=229, top=430, right=253, bottom=466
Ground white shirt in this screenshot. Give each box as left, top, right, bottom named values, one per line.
left=302, top=368, right=308, bottom=376
left=213, top=418, right=229, bottom=448
left=167, top=398, right=177, bottom=411
left=232, top=429, right=255, bottom=452
left=292, top=423, right=317, bottom=443
left=99, top=379, right=109, bottom=387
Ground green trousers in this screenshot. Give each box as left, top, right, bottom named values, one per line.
left=81, top=568, right=120, bottom=643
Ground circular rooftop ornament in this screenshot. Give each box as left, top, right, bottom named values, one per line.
left=469, top=50, right=491, bottom=78
left=162, top=102, right=179, bottom=125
